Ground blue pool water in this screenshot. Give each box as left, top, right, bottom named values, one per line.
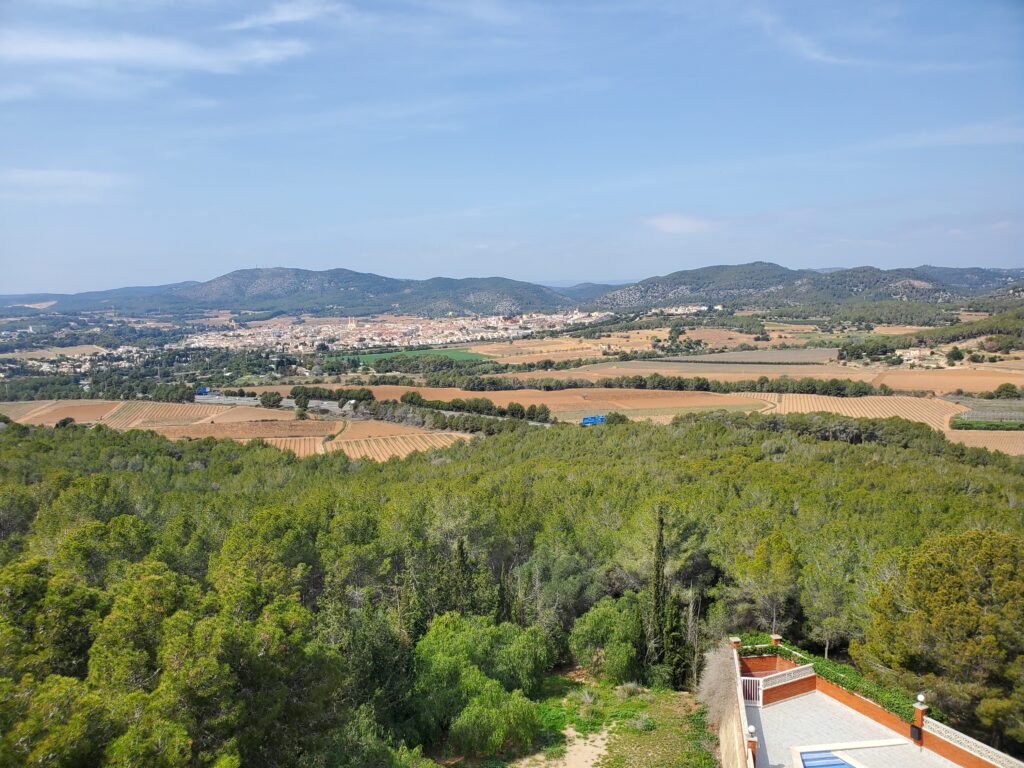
left=801, top=752, right=855, bottom=768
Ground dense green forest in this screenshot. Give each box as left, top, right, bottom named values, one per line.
left=0, top=413, right=1022, bottom=766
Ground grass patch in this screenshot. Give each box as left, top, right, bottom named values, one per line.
left=451, top=673, right=716, bottom=767
left=601, top=695, right=717, bottom=768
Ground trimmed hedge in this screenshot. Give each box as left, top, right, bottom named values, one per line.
left=736, top=634, right=927, bottom=723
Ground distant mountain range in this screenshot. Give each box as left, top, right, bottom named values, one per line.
left=3, top=263, right=1022, bottom=316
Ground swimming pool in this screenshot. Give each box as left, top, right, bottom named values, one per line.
left=801, top=752, right=855, bottom=768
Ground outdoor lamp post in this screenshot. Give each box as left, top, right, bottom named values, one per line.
left=912, top=694, right=928, bottom=744
left=747, top=724, right=758, bottom=763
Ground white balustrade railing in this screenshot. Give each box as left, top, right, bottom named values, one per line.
left=924, top=717, right=1024, bottom=768
left=761, top=663, right=815, bottom=690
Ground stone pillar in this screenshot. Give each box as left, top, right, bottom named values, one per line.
left=770, top=634, right=783, bottom=646
left=913, top=701, right=928, bottom=746
left=730, top=636, right=742, bottom=650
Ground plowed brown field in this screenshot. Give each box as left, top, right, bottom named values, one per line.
left=152, top=420, right=343, bottom=440
left=486, top=360, right=1022, bottom=394
left=0, top=401, right=57, bottom=421
left=359, top=385, right=764, bottom=417
left=102, top=401, right=234, bottom=429
left=872, top=369, right=1024, bottom=394
left=248, top=437, right=326, bottom=457
left=325, top=432, right=469, bottom=460
left=765, top=394, right=966, bottom=430
left=21, top=400, right=123, bottom=425
left=505, top=361, right=878, bottom=383
left=0, top=399, right=471, bottom=459
left=945, top=431, right=1024, bottom=455
left=731, top=392, right=1023, bottom=455
left=339, top=420, right=432, bottom=438
left=206, top=406, right=297, bottom=423
left=469, top=329, right=670, bottom=363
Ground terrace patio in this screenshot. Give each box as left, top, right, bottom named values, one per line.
left=747, top=691, right=960, bottom=768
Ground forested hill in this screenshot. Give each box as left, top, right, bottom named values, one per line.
left=0, top=413, right=1021, bottom=766
left=593, top=262, right=1024, bottom=309
left=3, top=263, right=1022, bottom=316
left=0, top=268, right=571, bottom=316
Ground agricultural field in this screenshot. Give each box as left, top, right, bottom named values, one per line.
left=253, top=437, right=326, bottom=458
left=509, top=359, right=1024, bottom=395
left=0, top=400, right=59, bottom=421
left=759, top=394, right=967, bottom=430
left=740, top=392, right=1024, bottom=455
left=5, top=344, right=107, bottom=360
left=0, top=398, right=470, bottom=461
left=365, top=384, right=767, bottom=419
left=468, top=329, right=670, bottom=363
left=358, top=348, right=488, bottom=365
left=679, top=327, right=775, bottom=348
left=666, top=347, right=838, bottom=364
left=21, top=400, right=122, bottom=425
left=945, top=430, right=1024, bottom=454
left=871, top=367, right=1024, bottom=395
left=151, top=420, right=343, bottom=440
left=101, top=401, right=235, bottom=429
left=324, top=431, right=469, bottom=461
left=871, top=324, right=929, bottom=335
left=510, top=360, right=878, bottom=384
left=249, top=381, right=1024, bottom=454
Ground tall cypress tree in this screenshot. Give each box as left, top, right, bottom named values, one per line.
left=494, top=564, right=512, bottom=625
left=663, top=597, right=689, bottom=689
left=651, top=505, right=667, bottom=664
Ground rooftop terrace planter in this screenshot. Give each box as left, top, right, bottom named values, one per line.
left=736, top=634, right=923, bottom=724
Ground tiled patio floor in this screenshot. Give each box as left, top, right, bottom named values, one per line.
left=746, top=691, right=959, bottom=768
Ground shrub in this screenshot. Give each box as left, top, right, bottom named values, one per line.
left=994, top=383, right=1021, bottom=399
left=259, top=392, right=283, bottom=408
left=569, top=595, right=642, bottom=684
left=447, top=679, right=541, bottom=757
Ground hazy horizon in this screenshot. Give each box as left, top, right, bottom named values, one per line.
left=6, top=259, right=1024, bottom=299
left=2, top=0, right=1022, bottom=293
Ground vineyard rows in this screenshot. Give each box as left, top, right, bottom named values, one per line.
left=326, top=433, right=469, bottom=461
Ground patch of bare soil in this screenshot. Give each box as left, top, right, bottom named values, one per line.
left=510, top=728, right=609, bottom=768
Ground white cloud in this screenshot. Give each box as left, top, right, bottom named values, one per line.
left=420, top=0, right=519, bottom=25
left=645, top=214, right=713, bottom=234
left=0, top=168, right=128, bottom=202
left=226, top=0, right=352, bottom=31
left=745, top=9, right=869, bottom=66
left=0, top=29, right=308, bottom=73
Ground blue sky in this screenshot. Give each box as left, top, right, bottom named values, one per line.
left=1, top=0, right=1022, bottom=293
